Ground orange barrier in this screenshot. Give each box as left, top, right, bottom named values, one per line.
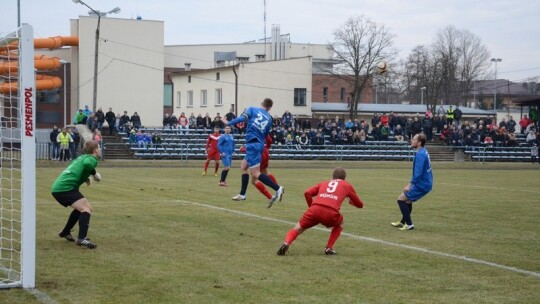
left=0, top=36, right=77, bottom=93
left=0, top=74, right=63, bottom=94
left=0, top=55, right=61, bottom=74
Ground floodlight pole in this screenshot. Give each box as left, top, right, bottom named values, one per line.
left=490, top=58, right=502, bottom=110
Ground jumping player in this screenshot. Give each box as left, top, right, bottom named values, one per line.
left=391, top=133, right=433, bottom=231
left=202, top=126, right=221, bottom=176
left=277, top=167, right=364, bottom=256
left=51, top=139, right=102, bottom=249
left=227, top=98, right=284, bottom=204
left=254, top=135, right=280, bottom=208
left=217, top=126, right=235, bottom=186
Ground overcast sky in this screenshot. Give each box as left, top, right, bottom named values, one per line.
left=1, top=0, right=539, bottom=82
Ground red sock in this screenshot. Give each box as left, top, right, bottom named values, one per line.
left=214, top=162, right=219, bottom=173
left=203, top=160, right=210, bottom=171
left=268, top=173, right=277, bottom=184
left=255, top=182, right=272, bottom=199
left=326, top=226, right=343, bottom=249
left=284, top=229, right=299, bottom=245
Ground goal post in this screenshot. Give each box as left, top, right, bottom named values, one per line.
left=0, top=24, right=36, bottom=289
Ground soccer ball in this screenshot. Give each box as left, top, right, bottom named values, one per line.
left=375, top=61, right=388, bottom=74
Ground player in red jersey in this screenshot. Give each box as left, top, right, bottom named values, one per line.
left=202, top=127, right=221, bottom=176
left=277, top=167, right=364, bottom=255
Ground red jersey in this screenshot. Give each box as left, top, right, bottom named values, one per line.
left=304, top=179, right=363, bottom=212
left=206, top=132, right=221, bottom=152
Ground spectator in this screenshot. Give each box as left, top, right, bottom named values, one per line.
left=57, top=128, right=73, bottom=162
left=422, top=114, right=433, bottom=141
left=507, top=116, right=517, bottom=133
left=86, top=113, right=96, bottom=131
left=105, top=107, right=116, bottom=135
left=311, top=132, right=325, bottom=148
left=519, top=115, right=531, bottom=134
left=163, top=113, right=172, bottom=129
left=131, top=112, right=142, bottom=129
left=169, top=113, right=178, bottom=129
left=196, top=113, right=204, bottom=129
left=152, top=132, right=162, bottom=148
left=301, top=118, right=312, bottom=130
left=453, top=105, right=463, bottom=125
left=411, top=116, right=422, bottom=137
left=394, top=125, right=404, bottom=142
left=531, top=144, right=539, bottom=164
left=120, top=111, right=130, bottom=129
left=144, top=131, right=153, bottom=148
left=526, top=130, right=537, bottom=145
left=498, top=117, right=507, bottom=130
left=202, top=113, right=212, bottom=130
left=449, top=128, right=462, bottom=147
left=95, top=107, right=105, bottom=130
left=74, top=109, right=87, bottom=125
left=93, top=129, right=102, bottom=146
left=281, top=110, right=293, bottom=128
left=380, top=112, right=389, bottom=127
left=506, top=131, right=518, bottom=147
left=135, top=130, right=146, bottom=148
left=178, top=112, right=189, bottom=134
left=70, top=128, right=81, bottom=159
left=211, top=116, right=224, bottom=130
left=436, top=103, right=445, bottom=116
left=189, top=113, right=197, bottom=129
left=50, top=125, right=60, bottom=160
left=440, top=125, right=450, bottom=145
left=380, top=123, right=389, bottom=141
left=446, top=105, right=455, bottom=126
left=114, top=113, right=121, bottom=133
left=128, top=128, right=136, bottom=144
left=299, top=131, right=309, bottom=148
left=82, top=105, right=92, bottom=116
left=225, top=109, right=236, bottom=124
left=371, top=113, right=380, bottom=128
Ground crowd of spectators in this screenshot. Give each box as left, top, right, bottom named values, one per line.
left=154, top=107, right=539, bottom=150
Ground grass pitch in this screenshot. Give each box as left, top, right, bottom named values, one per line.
left=1, top=161, right=540, bottom=303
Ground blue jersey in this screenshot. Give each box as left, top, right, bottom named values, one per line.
left=228, top=107, right=272, bottom=144
left=410, top=147, right=433, bottom=192
left=218, top=134, right=235, bottom=155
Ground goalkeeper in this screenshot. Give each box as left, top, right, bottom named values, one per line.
left=51, top=139, right=102, bottom=249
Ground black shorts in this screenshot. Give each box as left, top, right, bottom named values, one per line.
left=52, top=191, right=85, bottom=207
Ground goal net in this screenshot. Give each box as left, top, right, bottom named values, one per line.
left=0, top=24, right=36, bottom=289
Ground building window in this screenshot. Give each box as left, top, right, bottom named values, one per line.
left=187, top=90, right=193, bottom=107
left=176, top=91, right=181, bottom=108
left=323, top=87, right=328, bottom=102
left=200, top=90, right=207, bottom=107
left=340, top=87, right=345, bottom=101
left=215, top=88, right=223, bottom=106
left=294, top=88, right=307, bottom=106
left=216, top=72, right=220, bottom=80
left=188, top=76, right=191, bottom=83
left=37, top=90, right=60, bottom=104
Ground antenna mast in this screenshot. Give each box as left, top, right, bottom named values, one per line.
left=264, top=0, right=267, bottom=58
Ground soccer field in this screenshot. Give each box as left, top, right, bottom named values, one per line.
left=2, top=161, right=540, bottom=303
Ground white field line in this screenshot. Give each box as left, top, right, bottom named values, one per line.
left=173, top=199, right=540, bottom=279
left=27, top=288, right=58, bottom=304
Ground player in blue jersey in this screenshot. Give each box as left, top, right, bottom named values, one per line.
left=217, top=126, right=235, bottom=186
left=227, top=98, right=284, bottom=206
left=391, top=133, right=433, bottom=231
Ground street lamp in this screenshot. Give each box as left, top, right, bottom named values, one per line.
left=72, top=0, right=120, bottom=112
left=59, top=60, right=68, bottom=127
left=420, top=87, right=426, bottom=105
left=490, top=58, right=502, bottom=110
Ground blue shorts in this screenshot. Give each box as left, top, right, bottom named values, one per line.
left=405, top=185, right=430, bottom=202
left=245, top=142, right=264, bottom=168
left=221, top=154, right=232, bottom=167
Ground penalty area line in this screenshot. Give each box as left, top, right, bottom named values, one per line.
left=174, top=199, right=540, bottom=279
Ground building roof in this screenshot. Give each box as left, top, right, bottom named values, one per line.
left=472, top=79, right=534, bottom=95
left=311, top=102, right=496, bottom=116
left=512, top=96, right=540, bottom=107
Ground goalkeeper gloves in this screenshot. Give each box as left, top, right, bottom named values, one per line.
left=93, top=172, right=102, bottom=182
left=86, top=177, right=92, bottom=186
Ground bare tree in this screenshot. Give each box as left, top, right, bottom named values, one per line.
left=329, top=15, right=396, bottom=118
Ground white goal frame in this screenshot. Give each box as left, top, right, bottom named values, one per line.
left=0, top=24, right=36, bottom=289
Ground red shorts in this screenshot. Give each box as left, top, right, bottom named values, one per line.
left=260, top=150, right=269, bottom=170
left=207, top=149, right=220, bottom=160
left=299, top=204, right=343, bottom=229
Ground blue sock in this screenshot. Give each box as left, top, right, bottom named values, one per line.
left=258, top=174, right=279, bottom=191
left=397, top=200, right=412, bottom=225
left=240, top=174, right=249, bottom=195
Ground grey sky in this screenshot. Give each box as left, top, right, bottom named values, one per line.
left=1, top=0, right=539, bottom=82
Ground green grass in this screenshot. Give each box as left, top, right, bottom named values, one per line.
left=2, top=161, right=540, bottom=303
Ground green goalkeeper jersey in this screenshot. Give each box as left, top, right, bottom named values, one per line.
left=51, top=154, right=98, bottom=192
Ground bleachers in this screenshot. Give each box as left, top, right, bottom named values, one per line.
left=464, top=146, right=532, bottom=162
left=119, top=128, right=415, bottom=161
